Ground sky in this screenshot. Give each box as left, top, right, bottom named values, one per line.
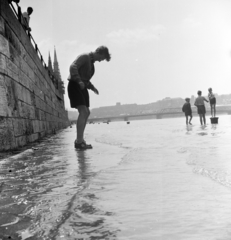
left=16, top=0, right=231, bottom=110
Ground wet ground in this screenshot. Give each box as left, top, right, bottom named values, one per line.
left=0, top=127, right=127, bottom=239
left=1, top=116, right=231, bottom=239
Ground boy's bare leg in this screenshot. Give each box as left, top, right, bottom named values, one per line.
left=186, top=116, right=188, bottom=125
left=83, top=108, right=90, bottom=133
left=203, top=114, right=206, bottom=125
left=76, top=105, right=89, bottom=143
left=199, top=114, right=203, bottom=125
left=189, top=115, right=192, bottom=124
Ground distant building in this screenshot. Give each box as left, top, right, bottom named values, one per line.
left=47, top=48, right=65, bottom=94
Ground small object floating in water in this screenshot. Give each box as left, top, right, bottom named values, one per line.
left=210, top=117, right=218, bottom=124
left=127, top=121, right=130, bottom=124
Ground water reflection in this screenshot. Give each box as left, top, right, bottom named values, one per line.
left=186, top=125, right=193, bottom=134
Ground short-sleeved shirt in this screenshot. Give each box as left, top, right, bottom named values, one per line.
left=21, top=12, right=30, bottom=27
left=208, top=92, right=215, bottom=100
left=194, top=96, right=207, bottom=106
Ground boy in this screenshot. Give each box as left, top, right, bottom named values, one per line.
left=194, top=90, right=209, bottom=125
left=21, top=7, right=33, bottom=32
left=208, top=88, right=216, bottom=117
left=182, top=98, right=193, bottom=125
left=67, top=46, right=111, bottom=150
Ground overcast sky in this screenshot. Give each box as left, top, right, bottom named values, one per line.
left=17, top=0, right=231, bottom=110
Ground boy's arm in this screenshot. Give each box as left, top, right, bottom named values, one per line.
left=182, top=104, right=185, bottom=112
left=69, top=55, right=88, bottom=84
left=203, top=97, right=209, bottom=102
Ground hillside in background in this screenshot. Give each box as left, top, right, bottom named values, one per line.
left=67, top=93, right=231, bottom=120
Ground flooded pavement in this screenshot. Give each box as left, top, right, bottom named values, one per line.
left=1, top=116, right=231, bottom=239
left=0, top=127, right=128, bottom=239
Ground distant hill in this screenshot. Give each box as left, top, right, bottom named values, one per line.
left=68, top=93, right=231, bottom=120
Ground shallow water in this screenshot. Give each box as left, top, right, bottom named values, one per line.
left=1, top=115, right=231, bottom=239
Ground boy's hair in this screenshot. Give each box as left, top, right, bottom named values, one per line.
left=208, top=87, right=212, bottom=91
left=185, top=98, right=190, bottom=102
left=27, top=7, right=33, bottom=13
left=197, top=90, right=202, bottom=95
left=95, top=46, right=111, bottom=61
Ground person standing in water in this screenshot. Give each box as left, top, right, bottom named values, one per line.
left=208, top=88, right=216, bottom=117
left=182, top=98, right=193, bottom=125
left=67, top=46, right=111, bottom=150
left=194, top=90, right=209, bottom=125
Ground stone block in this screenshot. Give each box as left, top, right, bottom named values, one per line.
left=18, top=101, right=35, bottom=119
left=12, top=118, right=25, bottom=137
left=18, top=69, right=30, bottom=89
left=4, top=76, right=19, bottom=117
left=4, top=23, right=21, bottom=55
left=40, top=110, right=46, bottom=121
left=0, top=117, right=15, bottom=151
left=28, top=133, right=39, bottom=143
left=0, top=75, right=8, bottom=117
left=14, top=81, right=23, bottom=101
left=15, top=135, right=27, bottom=148
left=24, top=119, right=33, bottom=135
left=0, top=35, right=10, bottom=58
left=7, top=58, right=18, bottom=75
left=0, top=53, right=6, bottom=74
left=34, top=107, right=39, bottom=119
left=23, top=88, right=32, bottom=105
left=0, top=16, right=5, bottom=35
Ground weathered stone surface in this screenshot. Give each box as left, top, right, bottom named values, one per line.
left=0, top=117, right=15, bottom=150
left=7, top=57, right=19, bottom=76
left=15, top=135, right=27, bottom=148
left=0, top=75, right=8, bottom=117
left=0, top=16, right=4, bottom=35
left=24, top=119, right=34, bottom=135
left=32, top=120, right=40, bottom=133
left=0, top=0, right=69, bottom=151
left=4, top=76, right=19, bottom=117
left=0, top=53, right=6, bottom=75
left=28, top=133, right=39, bottom=143
left=18, top=69, right=31, bottom=90
left=12, top=118, right=25, bottom=137
left=0, top=35, right=10, bottom=57
left=18, top=100, right=35, bottom=119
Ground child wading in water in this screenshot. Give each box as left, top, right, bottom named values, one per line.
left=194, top=90, right=209, bottom=125
left=182, top=98, right=193, bottom=125
left=208, top=88, right=216, bottom=117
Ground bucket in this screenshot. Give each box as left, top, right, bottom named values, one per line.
left=210, top=117, right=218, bottom=124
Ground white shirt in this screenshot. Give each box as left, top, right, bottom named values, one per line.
left=21, top=12, right=30, bottom=27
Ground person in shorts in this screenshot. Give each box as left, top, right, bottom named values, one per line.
left=208, top=88, right=216, bottom=117
left=194, top=90, right=209, bottom=125
left=182, top=98, right=193, bottom=125
left=67, top=46, right=111, bottom=150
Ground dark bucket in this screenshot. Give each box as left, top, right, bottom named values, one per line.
left=210, top=117, right=218, bottom=124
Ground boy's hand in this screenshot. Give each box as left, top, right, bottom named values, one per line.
left=79, top=81, right=85, bottom=89
left=93, top=87, right=99, bottom=95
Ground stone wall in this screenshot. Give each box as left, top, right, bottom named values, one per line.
left=0, top=0, right=69, bottom=151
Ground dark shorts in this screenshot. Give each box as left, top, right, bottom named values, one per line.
left=210, top=98, right=216, bottom=105
left=197, top=105, right=206, bottom=115
left=67, top=81, right=89, bottom=108
left=185, top=112, right=192, bottom=117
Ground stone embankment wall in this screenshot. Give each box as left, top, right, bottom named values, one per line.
left=0, top=0, right=69, bottom=151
